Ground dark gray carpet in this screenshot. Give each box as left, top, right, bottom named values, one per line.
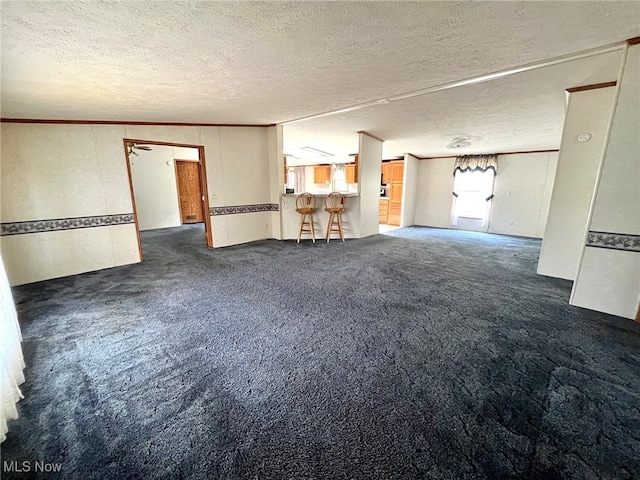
left=3, top=225, right=640, bottom=479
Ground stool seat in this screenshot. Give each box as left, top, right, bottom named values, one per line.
left=325, top=192, right=346, bottom=242
left=295, top=193, right=316, bottom=243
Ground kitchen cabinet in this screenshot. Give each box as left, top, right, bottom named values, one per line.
left=390, top=161, right=404, bottom=183
left=384, top=161, right=404, bottom=226
left=389, top=183, right=403, bottom=203
left=284, top=156, right=289, bottom=184
left=381, top=162, right=392, bottom=184
left=379, top=199, right=389, bottom=224
left=314, top=165, right=331, bottom=184
left=346, top=163, right=358, bottom=184
left=379, top=160, right=403, bottom=226
left=387, top=202, right=402, bottom=226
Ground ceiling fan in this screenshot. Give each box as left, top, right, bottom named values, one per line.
left=127, top=143, right=153, bottom=156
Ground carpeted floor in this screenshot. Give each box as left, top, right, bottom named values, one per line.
left=3, top=225, right=640, bottom=479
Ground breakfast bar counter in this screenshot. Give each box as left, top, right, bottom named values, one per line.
left=280, top=192, right=361, bottom=240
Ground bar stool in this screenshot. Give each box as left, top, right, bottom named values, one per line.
left=325, top=192, right=346, bottom=242
left=295, top=193, right=316, bottom=243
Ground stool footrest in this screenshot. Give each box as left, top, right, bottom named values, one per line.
left=325, top=211, right=345, bottom=243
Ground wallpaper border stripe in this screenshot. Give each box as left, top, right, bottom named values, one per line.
left=209, top=203, right=279, bottom=216
left=586, top=231, right=640, bottom=253
left=0, top=214, right=135, bottom=236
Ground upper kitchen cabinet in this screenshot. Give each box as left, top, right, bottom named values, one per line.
left=381, top=162, right=392, bottom=184
left=313, top=165, right=331, bottom=184
left=390, top=161, right=404, bottom=183
left=346, top=163, right=358, bottom=184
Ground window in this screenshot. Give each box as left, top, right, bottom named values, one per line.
left=450, top=155, right=497, bottom=229
left=453, top=169, right=495, bottom=220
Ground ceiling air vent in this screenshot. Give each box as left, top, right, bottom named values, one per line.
left=446, top=137, right=471, bottom=149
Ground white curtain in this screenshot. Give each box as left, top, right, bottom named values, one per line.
left=0, top=254, right=25, bottom=443
left=332, top=164, right=347, bottom=192
left=451, top=167, right=496, bottom=228
left=294, top=166, right=306, bottom=194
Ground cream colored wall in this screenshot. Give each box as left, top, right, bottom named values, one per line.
left=129, top=146, right=181, bottom=231
left=537, top=86, right=617, bottom=280
left=0, top=124, right=140, bottom=285
left=268, top=125, right=284, bottom=240
left=122, top=125, right=274, bottom=248
left=200, top=126, right=273, bottom=247
left=358, top=133, right=383, bottom=237
left=572, top=249, right=639, bottom=319
left=304, top=166, right=319, bottom=193
left=587, top=49, right=639, bottom=235
left=414, top=157, right=456, bottom=228
left=571, top=44, right=640, bottom=319
left=125, top=125, right=275, bottom=248
left=401, top=154, right=419, bottom=227
left=1, top=124, right=133, bottom=221
left=489, top=152, right=558, bottom=238
left=414, top=152, right=558, bottom=238
left=0, top=123, right=275, bottom=285
left=0, top=225, right=139, bottom=286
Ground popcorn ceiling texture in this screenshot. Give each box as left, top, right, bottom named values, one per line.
left=2, top=1, right=639, bottom=123
left=284, top=50, right=623, bottom=158
left=1, top=2, right=639, bottom=156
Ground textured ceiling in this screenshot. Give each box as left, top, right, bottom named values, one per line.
left=285, top=50, right=625, bottom=158
left=2, top=1, right=639, bottom=156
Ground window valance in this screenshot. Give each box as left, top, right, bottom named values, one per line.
left=453, top=154, right=498, bottom=175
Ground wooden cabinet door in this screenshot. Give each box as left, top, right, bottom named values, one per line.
left=390, top=161, right=404, bottom=183
left=387, top=202, right=402, bottom=226
left=390, top=183, right=403, bottom=203
left=176, top=161, right=203, bottom=224
left=284, top=156, right=288, bottom=184
left=314, top=165, right=330, bottom=184
left=324, top=165, right=332, bottom=183
left=346, top=164, right=357, bottom=184
left=379, top=199, right=389, bottom=224
left=381, top=162, right=391, bottom=184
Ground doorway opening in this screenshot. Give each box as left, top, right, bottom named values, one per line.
left=379, top=159, right=403, bottom=233
left=123, top=138, right=213, bottom=260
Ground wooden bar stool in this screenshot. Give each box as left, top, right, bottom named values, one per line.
left=325, top=192, right=346, bottom=242
left=295, top=193, right=316, bottom=243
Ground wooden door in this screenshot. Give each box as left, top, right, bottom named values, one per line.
left=176, top=161, right=204, bottom=224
